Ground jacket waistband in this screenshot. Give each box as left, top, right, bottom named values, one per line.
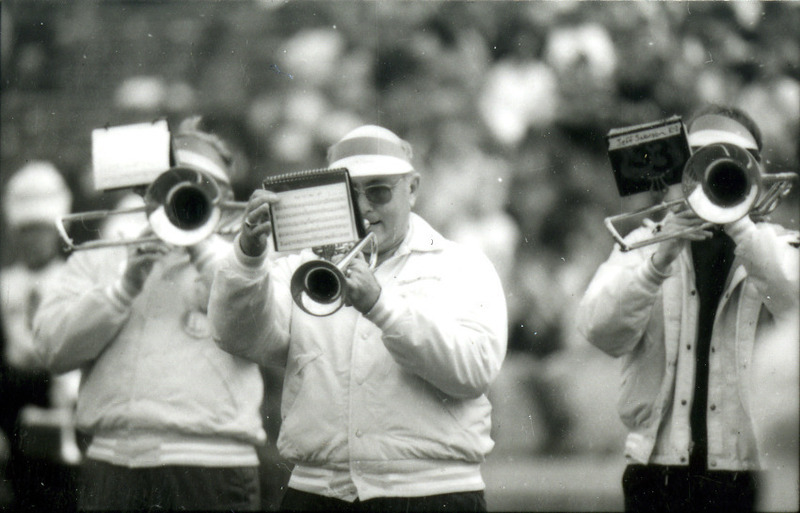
left=290, top=460, right=485, bottom=501
left=87, top=432, right=259, bottom=468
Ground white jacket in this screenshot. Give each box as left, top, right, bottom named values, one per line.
left=33, top=237, right=265, bottom=467
left=208, top=213, right=507, bottom=500
left=577, top=218, right=799, bottom=470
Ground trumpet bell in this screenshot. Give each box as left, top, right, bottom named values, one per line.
left=683, top=143, right=760, bottom=224
left=289, top=232, right=378, bottom=317
left=145, top=167, right=222, bottom=246
left=291, top=260, right=346, bottom=317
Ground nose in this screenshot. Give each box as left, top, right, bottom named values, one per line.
left=354, top=189, right=372, bottom=214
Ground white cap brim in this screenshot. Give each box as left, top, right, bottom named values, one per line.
left=688, top=129, right=758, bottom=151
left=330, top=155, right=414, bottom=178
left=174, top=148, right=230, bottom=185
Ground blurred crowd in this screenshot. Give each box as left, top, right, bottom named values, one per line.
left=1, top=1, right=798, bottom=511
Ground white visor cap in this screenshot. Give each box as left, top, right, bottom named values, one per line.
left=172, top=134, right=231, bottom=186
left=687, top=114, right=759, bottom=151
left=327, top=125, right=414, bottom=178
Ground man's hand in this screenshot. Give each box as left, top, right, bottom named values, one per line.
left=239, top=189, right=280, bottom=257
left=342, top=255, right=381, bottom=314
left=122, top=228, right=170, bottom=295
left=651, top=208, right=713, bottom=272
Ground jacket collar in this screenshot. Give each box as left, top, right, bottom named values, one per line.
left=394, top=213, right=447, bottom=257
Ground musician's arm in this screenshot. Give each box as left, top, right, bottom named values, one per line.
left=725, top=217, right=800, bottom=317
left=208, top=233, right=292, bottom=367
left=577, top=230, right=668, bottom=357
left=33, top=249, right=133, bottom=374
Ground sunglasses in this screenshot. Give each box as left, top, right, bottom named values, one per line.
left=351, top=179, right=403, bottom=205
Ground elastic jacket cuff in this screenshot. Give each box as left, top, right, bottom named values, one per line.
left=644, top=252, right=672, bottom=283
left=233, top=233, right=269, bottom=268
left=105, top=278, right=137, bottom=309
left=364, top=288, right=399, bottom=329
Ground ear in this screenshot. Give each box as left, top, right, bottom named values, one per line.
left=407, top=172, right=420, bottom=208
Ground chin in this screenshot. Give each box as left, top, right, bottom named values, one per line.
left=368, top=231, right=388, bottom=252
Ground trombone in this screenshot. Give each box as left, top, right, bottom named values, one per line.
left=55, top=166, right=247, bottom=251
left=605, top=142, right=797, bottom=252
left=290, top=232, right=378, bottom=316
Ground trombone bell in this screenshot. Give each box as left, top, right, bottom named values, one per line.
left=145, top=167, right=221, bottom=246
left=682, top=143, right=760, bottom=225
left=55, top=167, right=247, bottom=251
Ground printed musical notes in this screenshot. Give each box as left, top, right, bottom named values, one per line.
left=263, top=168, right=361, bottom=252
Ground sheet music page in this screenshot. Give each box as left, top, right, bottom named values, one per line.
left=92, top=120, right=171, bottom=190
left=270, top=180, right=358, bottom=252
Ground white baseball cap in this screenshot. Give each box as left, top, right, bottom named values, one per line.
left=171, top=117, right=232, bottom=185
left=327, top=125, right=414, bottom=178
left=687, top=113, right=759, bottom=150
left=3, top=161, right=72, bottom=227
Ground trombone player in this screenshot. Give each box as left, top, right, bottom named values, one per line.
left=32, top=117, right=265, bottom=511
left=577, top=105, right=799, bottom=512
left=208, top=125, right=507, bottom=512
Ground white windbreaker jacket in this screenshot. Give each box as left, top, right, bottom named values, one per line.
left=33, top=237, right=265, bottom=467
left=208, top=213, right=507, bottom=500
left=577, top=218, right=799, bottom=470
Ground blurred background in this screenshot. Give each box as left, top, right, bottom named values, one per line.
left=1, top=1, right=797, bottom=511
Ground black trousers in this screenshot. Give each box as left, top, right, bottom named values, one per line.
left=78, top=458, right=260, bottom=511
left=280, top=487, right=487, bottom=513
left=622, top=464, right=758, bottom=513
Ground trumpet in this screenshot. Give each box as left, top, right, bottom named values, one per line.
left=55, top=167, right=247, bottom=251
left=290, top=232, right=378, bottom=316
left=605, top=142, right=797, bottom=252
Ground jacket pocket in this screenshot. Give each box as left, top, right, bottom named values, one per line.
left=281, top=351, right=321, bottom=418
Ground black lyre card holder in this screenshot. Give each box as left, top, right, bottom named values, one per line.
left=606, top=116, right=691, bottom=196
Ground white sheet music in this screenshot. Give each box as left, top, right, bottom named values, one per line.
left=92, top=120, right=171, bottom=190
left=271, top=181, right=358, bottom=251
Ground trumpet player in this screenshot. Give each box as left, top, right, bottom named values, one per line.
left=577, top=105, right=799, bottom=512
left=32, top=118, right=265, bottom=511
left=208, top=125, right=507, bottom=512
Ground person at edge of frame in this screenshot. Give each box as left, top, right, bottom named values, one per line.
left=207, top=124, right=508, bottom=513
left=576, top=104, right=799, bottom=513
left=1, top=161, right=82, bottom=512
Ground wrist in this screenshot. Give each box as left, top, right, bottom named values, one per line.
left=233, top=233, right=269, bottom=270
left=107, top=277, right=139, bottom=308
left=120, top=275, right=142, bottom=297
left=358, top=288, right=382, bottom=315
left=649, top=251, right=673, bottom=278
left=238, top=234, right=266, bottom=258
